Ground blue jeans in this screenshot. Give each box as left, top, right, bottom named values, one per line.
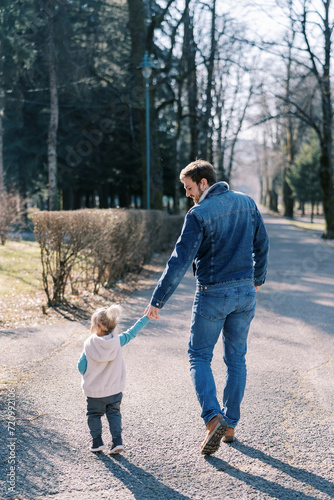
left=188, top=281, right=256, bottom=428
left=86, top=392, right=123, bottom=446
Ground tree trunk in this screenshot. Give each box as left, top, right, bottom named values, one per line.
left=174, top=78, right=184, bottom=214
left=0, top=102, right=5, bottom=245
left=202, top=0, right=216, bottom=161
left=269, top=189, right=278, bottom=212
left=215, top=90, right=226, bottom=180
left=301, top=0, right=334, bottom=238
left=319, top=69, right=334, bottom=237
left=283, top=85, right=295, bottom=218
left=319, top=133, right=334, bottom=238
left=282, top=169, right=294, bottom=217
left=282, top=4, right=295, bottom=218
left=99, top=183, right=109, bottom=208
left=47, top=23, right=59, bottom=211
left=283, top=113, right=295, bottom=217
left=127, top=0, right=162, bottom=209
left=0, top=107, right=4, bottom=195
left=226, top=85, right=253, bottom=182
left=183, top=6, right=199, bottom=162
left=319, top=0, right=334, bottom=238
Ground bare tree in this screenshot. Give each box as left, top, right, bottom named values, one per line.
left=183, top=5, right=199, bottom=162
left=202, top=0, right=216, bottom=162
left=47, top=19, right=59, bottom=211
left=0, top=39, right=5, bottom=197
left=0, top=106, right=4, bottom=196
left=127, top=0, right=178, bottom=208
left=257, top=94, right=281, bottom=212
left=304, top=0, right=334, bottom=238
left=282, top=4, right=297, bottom=218
left=126, top=0, right=257, bottom=208
left=213, top=19, right=255, bottom=183
left=0, top=189, right=25, bottom=245
left=276, top=0, right=334, bottom=237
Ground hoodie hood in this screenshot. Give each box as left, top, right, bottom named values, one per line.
left=84, top=332, right=120, bottom=362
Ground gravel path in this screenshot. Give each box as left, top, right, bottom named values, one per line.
left=0, top=213, right=333, bottom=499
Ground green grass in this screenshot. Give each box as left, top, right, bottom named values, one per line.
left=0, top=239, right=61, bottom=329
left=0, top=239, right=43, bottom=295
left=0, top=238, right=156, bottom=329
left=291, top=220, right=325, bottom=233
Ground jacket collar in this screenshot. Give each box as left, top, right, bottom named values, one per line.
left=200, top=181, right=229, bottom=202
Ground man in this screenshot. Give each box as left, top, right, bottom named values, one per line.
left=145, top=160, right=269, bottom=455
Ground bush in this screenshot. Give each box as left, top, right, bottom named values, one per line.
left=32, top=209, right=183, bottom=305
left=0, top=189, right=25, bottom=245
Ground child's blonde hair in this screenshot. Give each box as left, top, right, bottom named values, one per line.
left=91, top=304, right=122, bottom=334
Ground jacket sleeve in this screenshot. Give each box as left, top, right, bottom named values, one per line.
left=253, top=209, right=269, bottom=286
left=77, top=351, right=87, bottom=375
left=119, top=316, right=150, bottom=347
left=150, top=210, right=203, bottom=308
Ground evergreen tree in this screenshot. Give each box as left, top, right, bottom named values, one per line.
left=288, top=131, right=322, bottom=222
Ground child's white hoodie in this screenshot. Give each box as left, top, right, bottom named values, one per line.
left=82, top=332, right=125, bottom=398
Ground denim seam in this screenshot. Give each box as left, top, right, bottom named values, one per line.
left=209, top=219, right=215, bottom=282
left=200, top=207, right=256, bottom=226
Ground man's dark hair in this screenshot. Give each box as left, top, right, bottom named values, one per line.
left=179, top=160, right=217, bottom=186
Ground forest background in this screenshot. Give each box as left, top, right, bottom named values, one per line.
left=0, top=0, right=334, bottom=237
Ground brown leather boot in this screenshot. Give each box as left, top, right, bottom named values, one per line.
left=201, top=415, right=228, bottom=455
left=223, top=427, right=235, bottom=443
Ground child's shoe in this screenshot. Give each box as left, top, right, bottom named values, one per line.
left=90, top=436, right=105, bottom=452
left=110, top=443, right=124, bottom=455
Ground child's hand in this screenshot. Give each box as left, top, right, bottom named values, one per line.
left=144, top=304, right=160, bottom=320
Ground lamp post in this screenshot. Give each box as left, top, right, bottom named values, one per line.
left=140, top=51, right=153, bottom=210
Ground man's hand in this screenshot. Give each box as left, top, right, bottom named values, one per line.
left=145, top=304, right=160, bottom=320
left=255, top=285, right=261, bottom=291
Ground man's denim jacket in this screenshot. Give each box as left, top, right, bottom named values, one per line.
left=151, top=182, right=269, bottom=309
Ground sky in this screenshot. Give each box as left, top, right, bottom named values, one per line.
left=218, top=0, right=289, bottom=39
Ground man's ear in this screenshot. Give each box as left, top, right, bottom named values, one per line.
left=200, top=178, right=209, bottom=188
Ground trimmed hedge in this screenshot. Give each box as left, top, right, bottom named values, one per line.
left=33, top=209, right=184, bottom=305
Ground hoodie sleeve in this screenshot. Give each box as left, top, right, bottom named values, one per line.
left=119, top=316, right=150, bottom=347
left=77, top=351, right=87, bottom=375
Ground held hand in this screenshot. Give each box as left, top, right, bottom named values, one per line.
left=255, top=285, right=261, bottom=291
left=144, top=304, right=160, bottom=320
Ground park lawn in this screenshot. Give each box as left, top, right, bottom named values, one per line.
left=0, top=239, right=105, bottom=329
left=0, top=239, right=166, bottom=330
left=291, top=220, right=325, bottom=232
left=0, top=239, right=56, bottom=329
left=0, top=240, right=42, bottom=294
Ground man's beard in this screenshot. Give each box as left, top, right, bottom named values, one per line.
left=194, top=185, right=206, bottom=204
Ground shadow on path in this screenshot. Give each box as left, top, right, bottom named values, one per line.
left=260, top=217, right=334, bottom=337
left=97, top=454, right=192, bottom=500
left=205, top=441, right=333, bottom=499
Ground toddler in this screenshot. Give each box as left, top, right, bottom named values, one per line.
left=78, top=304, right=149, bottom=454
